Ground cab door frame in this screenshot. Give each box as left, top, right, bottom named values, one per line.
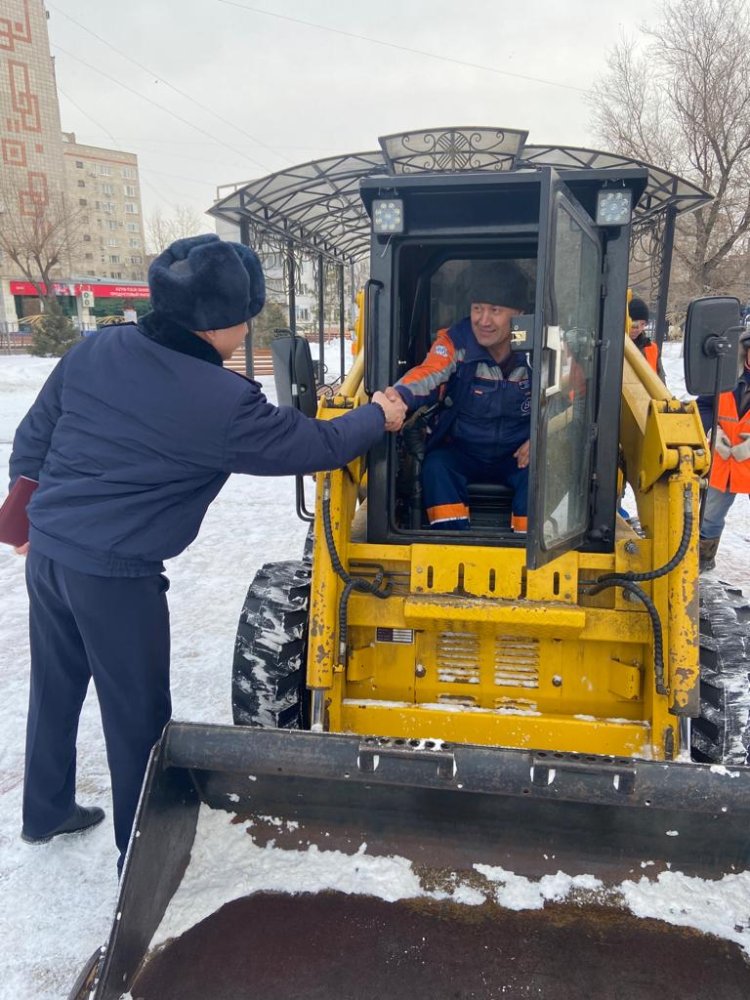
left=525, top=171, right=605, bottom=570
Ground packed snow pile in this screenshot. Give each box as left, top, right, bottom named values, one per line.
left=148, top=804, right=750, bottom=961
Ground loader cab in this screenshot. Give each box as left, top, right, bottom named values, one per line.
left=362, top=166, right=647, bottom=568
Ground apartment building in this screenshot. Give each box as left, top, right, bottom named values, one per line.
left=61, top=133, right=147, bottom=283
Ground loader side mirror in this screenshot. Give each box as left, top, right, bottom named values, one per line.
left=271, top=329, right=318, bottom=418
left=683, top=296, right=742, bottom=395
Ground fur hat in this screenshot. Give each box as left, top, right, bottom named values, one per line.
left=628, top=297, right=649, bottom=323
left=468, top=261, right=530, bottom=311
left=148, top=234, right=265, bottom=331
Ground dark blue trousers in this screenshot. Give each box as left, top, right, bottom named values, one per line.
left=23, top=549, right=171, bottom=869
left=422, top=447, right=529, bottom=527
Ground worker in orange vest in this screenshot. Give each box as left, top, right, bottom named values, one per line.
left=628, top=298, right=664, bottom=378
left=698, top=327, right=750, bottom=571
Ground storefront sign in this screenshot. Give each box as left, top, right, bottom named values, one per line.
left=10, top=281, right=150, bottom=300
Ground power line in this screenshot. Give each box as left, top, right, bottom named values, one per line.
left=58, top=85, right=118, bottom=147
left=58, top=85, right=173, bottom=208
left=216, top=0, right=589, bottom=95
left=47, top=4, right=289, bottom=166
left=51, top=43, right=277, bottom=176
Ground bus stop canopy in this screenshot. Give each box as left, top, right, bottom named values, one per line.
left=207, top=126, right=711, bottom=266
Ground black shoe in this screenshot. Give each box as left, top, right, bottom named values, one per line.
left=21, top=804, right=105, bottom=844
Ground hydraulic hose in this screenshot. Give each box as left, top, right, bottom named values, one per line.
left=585, top=577, right=666, bottom=694
left=322, top=473, right=392, bottom=663
left=580, top=485, right=694, bottom=696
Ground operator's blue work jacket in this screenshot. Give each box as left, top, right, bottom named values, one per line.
left=395, top=317, right=532, bottom=459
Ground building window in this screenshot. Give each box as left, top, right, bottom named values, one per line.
left=106, top=238, right=118, bottom=247
left=75, top=160, right=84, bottom=168
left=126, top=222, right=139, bottom=232
left=124, top=184, right=137, bottom=197
left=107, top=219, right=118, bottom=230
left=83, top=234, right=91, bottom=242
left=102, top=202, right=115, bottom=213
left=110, top=271, right=122, bottom=279
left=85, top=252, right=94, bottom=260
left=79, top=198, right=87, bottom=206
left=124, top=203, right=138, bottom=215
left=129, top=238, right=140, bottom=248
left=99, top=165, right=112, bottom=176
left=130, top=255, right=143, bottom=264
left=109, top=255, right=121, bottom=264
left=122, top=166, right=136, bottom=179
left=77, top=179, right=85, bottom=188
left=101, top=183, right=113, bottom=195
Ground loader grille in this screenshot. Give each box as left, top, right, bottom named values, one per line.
left=434, top=633, right=541, bottom=689
left=436, top=631, right=480, bottom=684
left=494, top=636, right=540, bottom=688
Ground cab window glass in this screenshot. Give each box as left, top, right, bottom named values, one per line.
left=540, top=200, right=600, bottom=548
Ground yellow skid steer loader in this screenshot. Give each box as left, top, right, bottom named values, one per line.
left=74, top=128, right=750, bottom=1000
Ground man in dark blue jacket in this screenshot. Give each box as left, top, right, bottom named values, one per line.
left=9, top=234, right=403, bottom=871
left=388, top=260, right=532, bottom=531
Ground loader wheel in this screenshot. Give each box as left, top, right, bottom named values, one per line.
left=692, top=579, right=750, bottom=765
left=232, top=560, right=311, bottom=729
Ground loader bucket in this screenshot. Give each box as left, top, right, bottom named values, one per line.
left=81, top=721, right=750, bottom=1000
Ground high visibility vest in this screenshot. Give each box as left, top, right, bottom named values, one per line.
left=642, top=340, right=659, bottom=374
left=709, top=391, right=750, bottom=493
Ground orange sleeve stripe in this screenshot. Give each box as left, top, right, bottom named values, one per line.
left=511, top=514, right=528, bottom=532
left=399, top=328, right=457, bottom=388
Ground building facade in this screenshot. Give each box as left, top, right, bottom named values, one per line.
left=0, top=0, right=147, bottom=336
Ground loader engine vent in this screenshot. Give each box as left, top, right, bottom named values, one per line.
left=436, top=631, right=480, bottom=684
left=494, top=636, right=540, bottom=688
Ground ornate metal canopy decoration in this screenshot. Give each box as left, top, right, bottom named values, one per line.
left=208, top=126, right=711, bottom=265
left=379, top=127, right=528, bottom=174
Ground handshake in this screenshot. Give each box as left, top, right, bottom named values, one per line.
left=372, top=386, right=409, bottom=433
left=716, top=430, right=750, bottom=463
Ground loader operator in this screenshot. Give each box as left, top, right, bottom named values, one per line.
left=8, top=234, right=405, bottom=874
left=387, top=260, right=531, bottom=532
left=697, top=326, right=750, bottom=572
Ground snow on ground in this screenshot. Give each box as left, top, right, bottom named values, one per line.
left=0, top=341, right=747, bottom=1000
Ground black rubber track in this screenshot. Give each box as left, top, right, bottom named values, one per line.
left=232, top=560, right=311, bottom=728
left=692, top=578, right=750, bottom=764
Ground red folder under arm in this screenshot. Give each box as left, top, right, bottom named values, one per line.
left=0, top=476, right=38, bottom=547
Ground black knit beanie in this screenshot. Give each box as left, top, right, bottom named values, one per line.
left=148, top=234, right=265, bottom=331
left=468, top=261, right=530, bottom=311
left=628, top=297, right=649, bottom=323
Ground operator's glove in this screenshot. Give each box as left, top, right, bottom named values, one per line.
left=715, top=429, right=733, bottom=460
left=731, top=432, right=750, bottom=463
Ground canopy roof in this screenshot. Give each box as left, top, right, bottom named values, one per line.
left=208, top=127, right=711, bottom=264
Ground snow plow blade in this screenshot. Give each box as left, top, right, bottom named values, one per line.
left=83, top=721, right=750, bottom=1000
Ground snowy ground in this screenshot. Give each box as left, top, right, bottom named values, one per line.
left=0, top=341, right=747, bottom=999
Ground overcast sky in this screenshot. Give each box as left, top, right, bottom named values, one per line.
left=46, top=0, right=665, bottom=226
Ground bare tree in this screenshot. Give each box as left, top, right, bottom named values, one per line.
left=0, top=174, right=85, bottom=306
left=146, top=205, right=205, bottom=254
left=591, top=0, right=750, bottom=301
